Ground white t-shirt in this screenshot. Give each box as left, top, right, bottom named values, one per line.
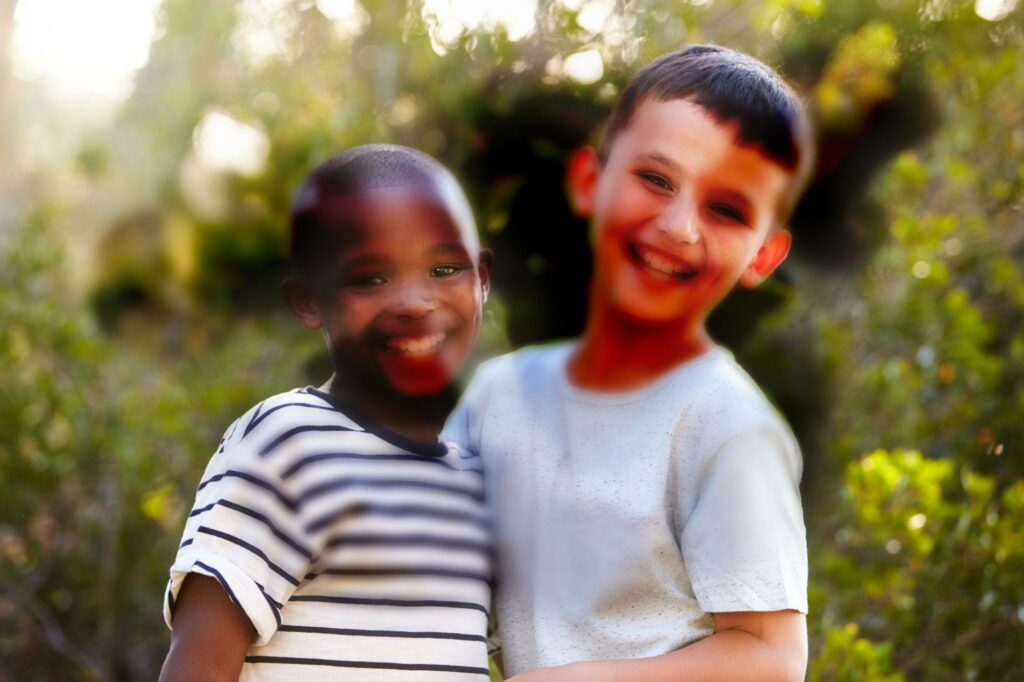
left=443, top=342, right=807, bottom=676
left=166, top=387, right=491, bottom=681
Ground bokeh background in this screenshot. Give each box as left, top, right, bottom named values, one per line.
left=1, top=0, right=1022, bottom=679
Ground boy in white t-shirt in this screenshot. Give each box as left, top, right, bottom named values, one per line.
left=444, top=45, right=815, bottom=681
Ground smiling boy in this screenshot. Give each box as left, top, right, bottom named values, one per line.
left=160, top=145, right=494, bottom=681
left=444, top=45, right=814, bottom=681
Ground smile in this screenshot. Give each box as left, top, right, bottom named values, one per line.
left=627, top=242, right=700, bottom=281
left=385, top=331, right=448, bottom=358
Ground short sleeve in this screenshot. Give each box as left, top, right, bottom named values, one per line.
left=163, top=429, right=317, bottom=645
left=681, top=424, right=808, bottom=614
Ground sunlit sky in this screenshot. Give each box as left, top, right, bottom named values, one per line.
left=8, top=0, right=545, bottom=105
left=8, top=0, right=1019, bottom=104
left=10, top=0, right=163, bottom=102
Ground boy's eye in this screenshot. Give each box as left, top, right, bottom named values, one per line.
left=709, top=203, right=748, bottom=224
left=431, top=264, right=466, bottom=278
left=638, top=172, right=673, bottom=191
left=344, top=274, right=387, bottom=288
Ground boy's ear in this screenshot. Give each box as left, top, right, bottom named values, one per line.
left=282, top=276, right=323, bottom=329
left=566, top=146, right=600, bottom=218
left=740, top=229, right=792, bottom=288
left=477, top=248, right=494, bottom=303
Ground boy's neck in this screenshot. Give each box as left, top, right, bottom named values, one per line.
left=320, top=375, right=453, bottom=444
left=568, top=306, right=714, bottom=391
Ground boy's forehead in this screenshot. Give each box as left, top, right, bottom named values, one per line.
left=618, top=100, right=744, bottom=165
left=317, top=181, right=478, bottom=248
left=615, top=98, right=798, bottom=220
left=620, top=97, right=802, bottom=185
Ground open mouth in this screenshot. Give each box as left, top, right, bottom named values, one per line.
left=627, top=242, right=700, bottom=282
left=384, top=331, right=449, bottom=358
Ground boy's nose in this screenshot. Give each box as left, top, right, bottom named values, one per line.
left=656, top=197, right=700, bottom=245
left=389, top=282, right=438, bottom=318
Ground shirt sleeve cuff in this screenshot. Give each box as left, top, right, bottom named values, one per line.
left=164, top=549, right=282, bottom=646
left=691, top=569, right=808, bottom=614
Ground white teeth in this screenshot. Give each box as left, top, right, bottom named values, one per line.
left=387, top=332, right=446, bottom=357
left=636, top=245, right=688, bottom=276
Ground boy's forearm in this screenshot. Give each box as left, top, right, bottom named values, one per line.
left=510, top=611, right=806, bottom=682
left=577, top=629, right=803, bottom=682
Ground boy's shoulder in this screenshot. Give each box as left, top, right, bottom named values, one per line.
left=674, top=349, right=798, bottom=456
left=464, top=343, right=789, bottom=433
left=687, top=349, right=778, bottom=410
left=215, top=387, right=364, bottom=463
left=472, top=341, right=573, bottom=386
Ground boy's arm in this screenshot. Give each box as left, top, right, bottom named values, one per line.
left=510, top=421, right=808, bottom=682
left=159, top=574, right=255, bottom=682
left=507, top=609, right=805, bottom=682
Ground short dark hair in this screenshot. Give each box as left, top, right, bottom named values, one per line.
left=289, top=144, right=473, bottom=276
left=601, top=45, right=814, bottom=211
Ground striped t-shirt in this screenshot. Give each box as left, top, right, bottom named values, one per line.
left=164, top=387, right=491, bottom=681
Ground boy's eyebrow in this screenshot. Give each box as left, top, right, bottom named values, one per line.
left=429, top=242, right=472, bottom=256
left=337, top=253, right=389, bottom=271
left=639, top=152, right=759, bottom=213
left=637, top=152, right=682, bottom=173
left=714, top=188, right=754, bottom=212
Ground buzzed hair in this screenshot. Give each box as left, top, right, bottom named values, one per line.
left=601, top=45, right=814, bottom=214
left=289, top=144, right=476, bottom=276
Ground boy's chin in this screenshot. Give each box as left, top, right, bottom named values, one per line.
left=603, top=291, right=701, bottom=328
left=383, top=370, right=458, bottom=399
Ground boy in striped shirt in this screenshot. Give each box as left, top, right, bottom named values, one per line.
left=160, top=145, right=494, bottom=681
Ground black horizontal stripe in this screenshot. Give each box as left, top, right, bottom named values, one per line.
left=306, top=565, right=490, bottom=584
left=194, top=560, right=242, bottom=611
left=306, top=502, right=490, bottom=534
left=188, top=501, right=217, bottom=518
left=288, top=594, right=487, bottom=614
left=196, top=526, right=300, bottom=586
left=303, top=386, right=449, bottom=458
left=188, top=501, right=310, bottom=562
left=244, top=655, right=488, bottom=676
left=255, top=582, right=284, bottom=610
left=257, top=424, right=357, bottom=457
left=197, top=470, right=296, bottom=511
left=323, top=533, right=490, bottom=554
left=257, top=583, right=282, bottom=628
left=282, top=451, right=483, bottom=479
left=243, top=401, right=264, bottom=437
left=179, top=538, right=193, bottom=549
left=216, top=499, right=312, bottom=559
left=244, top=402, right=340, bottom=438
left=278, top=624, right=486, bottom=642
left=297, top=477, right=483, bottom=508
left=217, top=419, right=239, bottom=454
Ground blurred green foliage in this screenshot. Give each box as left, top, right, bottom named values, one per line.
left=1, top=0, right=1022, bottom=679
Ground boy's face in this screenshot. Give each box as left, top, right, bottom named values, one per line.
left=570, top=98, right=794, bottom=327
left=299, top=184, right=490, bottom=398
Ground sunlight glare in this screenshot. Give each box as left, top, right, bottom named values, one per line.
left=558, top=0, right=634, bottom=49
left=234, top=0, right=299, bottom=66
left=192, top=110, right=270, bottom=176
left=10, top=0, right=162, bottom=101
left=421, top=0, right=538, bottom=54
left=564, top=50, right=604, bottom=84
left=317, top=0, right=371, bottom=39
left=975, top=0, right=1019, bottom=20
left=559, top=0, right=616, bottom=35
